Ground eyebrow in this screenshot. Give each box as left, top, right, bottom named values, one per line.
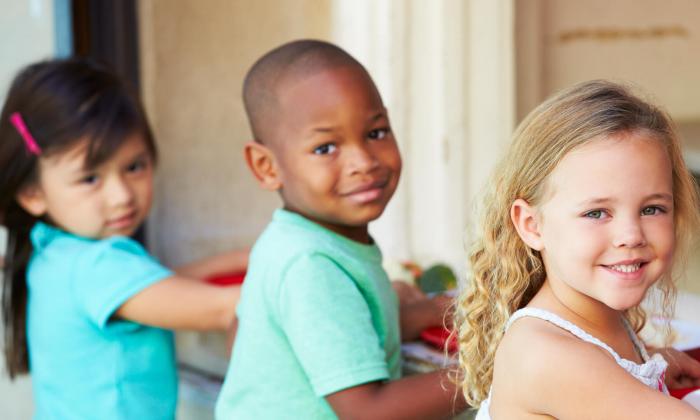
left=577, top=193, right=673, bottom=207
left=309, top=111, right=387, bottom=134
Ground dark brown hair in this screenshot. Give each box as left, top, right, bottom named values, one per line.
left=0, top=58, right=157, bottom=378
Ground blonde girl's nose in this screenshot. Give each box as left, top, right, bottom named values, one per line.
left=612, top=218, right=647, bottom=248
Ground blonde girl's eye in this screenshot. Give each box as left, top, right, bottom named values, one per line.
left=313, top=143, right=337, bottom=155
left=368, top=127, right=390, bottom=140
left=641, top=206, right=666, bottom=216
left=583, top=209, right=607, bottom=219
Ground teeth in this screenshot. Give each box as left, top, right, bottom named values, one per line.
left=610, top=263, right=641, bottom=273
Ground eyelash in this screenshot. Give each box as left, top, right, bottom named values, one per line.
left=80, top=174, right=99, bottom=185
left=313, top=143, right=337, bottom=155
left=583, top=206, right=667, bottom=219
left=368, top=127, right=390, bottom=140
left=127, top=160, right=147, bottom=172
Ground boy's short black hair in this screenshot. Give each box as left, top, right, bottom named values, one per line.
left=242, top=39, right=369, bottom=143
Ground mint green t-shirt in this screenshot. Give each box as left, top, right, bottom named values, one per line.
left=27, top=222, right=177, bottom=420
left=215, top=209, right=401, bottom=419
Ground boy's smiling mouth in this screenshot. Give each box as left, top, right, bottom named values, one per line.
left=342, top=178, right=390, bottom=204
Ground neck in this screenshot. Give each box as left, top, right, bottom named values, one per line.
left=534, top=280, right=624, bottom=334
left=284, top=207, right=372, bottom=244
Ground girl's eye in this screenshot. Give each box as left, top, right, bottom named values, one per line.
left=368, top=128, right=389, bottom=140
left=313, top=143, right=336, bottom=155
left=127, top=159, right=147, bottom=173
left=641, top=206, right=665, bottom=216
left=584, top=209, right=607, bottom=219
left=80, top=174, right=99, bottom=185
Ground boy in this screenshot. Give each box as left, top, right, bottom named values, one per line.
left=216, top=40, right=466, bottom=419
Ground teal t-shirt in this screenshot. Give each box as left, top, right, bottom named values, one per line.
left=26, top=222, right=177, bottom=420
left=215, top=209, right=401, bottom=419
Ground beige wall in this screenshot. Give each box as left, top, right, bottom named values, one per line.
left=139, top=0, right=331, bottom=265
left=517, top=0, right=700, bottom=122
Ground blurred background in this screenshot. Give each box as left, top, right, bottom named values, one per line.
left=2, top=0, right=700, bottom=418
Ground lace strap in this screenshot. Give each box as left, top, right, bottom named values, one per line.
left=506, top=308, right=625, bottom=364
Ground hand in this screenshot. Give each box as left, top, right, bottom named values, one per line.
left=392, top=281, right=453, bottom=342
left=651, top=347, right=700, bottom=389
left=391, top=280, right=426, bottom=306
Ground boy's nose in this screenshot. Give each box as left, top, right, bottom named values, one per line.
left=105, top=176, right=135, bottom=207
left=347, top=145, right=379, bottom=174
left=612, top=218, right=647, bottom=248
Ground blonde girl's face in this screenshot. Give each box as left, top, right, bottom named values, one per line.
left=18, top=133, right=154, bottom=239
left=533, top=132, right=675, bottom=311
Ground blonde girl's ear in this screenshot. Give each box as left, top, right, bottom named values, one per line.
left=16, top=185, right=48, bottom=217
left=243, top=141, right=282, bottom=191
left=510, top=198, right=544, bottom=251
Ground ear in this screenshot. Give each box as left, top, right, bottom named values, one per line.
left=16, top=185, right=48, bottom=217
left=244, top=141, right=282, bottom=191
left=510, top=198, right=544, bottom=251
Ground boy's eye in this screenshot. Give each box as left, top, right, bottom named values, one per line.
left=313, top=143, right=337, bottom=155
left=583, top=209, right=607, bottom=219
left=641, top=206, right=665, bottom=216
left=368, top=128, right=390, bottom=140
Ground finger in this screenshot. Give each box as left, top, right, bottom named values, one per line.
left=674, top=352, right=700, bottom=378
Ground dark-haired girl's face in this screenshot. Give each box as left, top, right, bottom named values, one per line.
left=17, top=133, right=154, bottom=239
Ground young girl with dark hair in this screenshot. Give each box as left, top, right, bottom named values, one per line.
left=0, top=58, right=246, bottom=419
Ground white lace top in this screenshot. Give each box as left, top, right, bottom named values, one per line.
left=475, top=308, right=668, bottom=420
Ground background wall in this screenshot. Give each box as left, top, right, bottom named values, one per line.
left=139, top=0, right=332, bottom=266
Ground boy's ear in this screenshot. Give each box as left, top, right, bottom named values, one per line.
left=16, top=185, right=48, bottom=217
left=510, top=198, right=544, bottom=251
left=244, top=141, right=282, bottom=191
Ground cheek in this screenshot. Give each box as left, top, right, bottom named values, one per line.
left=648, top=219, right=676, bottom=259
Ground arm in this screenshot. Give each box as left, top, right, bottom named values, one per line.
left=326, top=370, right=467, bottom=420
left=496, top=320, right=700, bottom=419
left=115, top=275, right=240, bottom=331
left=175, top=248, right=249, bottom=279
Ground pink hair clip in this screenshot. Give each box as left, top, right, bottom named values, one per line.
left=9, top=112, right=42, bottom=156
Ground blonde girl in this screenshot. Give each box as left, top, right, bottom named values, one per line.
left=456, top=80, right=700, bottom=418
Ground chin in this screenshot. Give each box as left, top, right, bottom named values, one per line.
left=605, top=295, right=646, bottom=311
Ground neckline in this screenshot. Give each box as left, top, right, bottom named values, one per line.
left=507, top=307, right=650, bottom=366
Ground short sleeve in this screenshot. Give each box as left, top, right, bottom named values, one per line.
left=72, top=237, right=173, bottom=329
left=278, top=253, right=390, bottom=397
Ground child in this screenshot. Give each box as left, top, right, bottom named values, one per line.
left=0, top=58, right=247, bottom=419
left=456, top=80, right=700, bottom=418
left=215, top=40, right=466, bottom=418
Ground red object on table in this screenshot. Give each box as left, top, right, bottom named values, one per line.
left=669, top=347, right=700, bottom=400
left=206, top=271, right=246, bottom=286
left=420, top=326, right=458, bottom=353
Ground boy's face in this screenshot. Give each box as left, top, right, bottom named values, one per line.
left=268, top=65, right=402, bottom=242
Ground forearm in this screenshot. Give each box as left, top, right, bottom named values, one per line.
left=116, top=276, right=241, bottom=331
left=175, top=248, right=249, bottom=279
left=327, top=370, right=468, bottom=419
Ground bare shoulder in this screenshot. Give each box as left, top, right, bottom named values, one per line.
left=491, top=316, right=700, bottom=418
